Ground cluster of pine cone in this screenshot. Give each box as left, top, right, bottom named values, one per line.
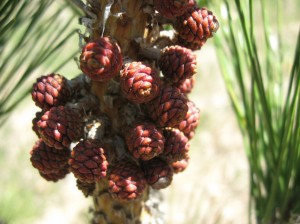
left=29, top=0, right=218, bottom=201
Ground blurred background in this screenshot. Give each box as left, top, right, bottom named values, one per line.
left=0, top=0, right=299, bottom=223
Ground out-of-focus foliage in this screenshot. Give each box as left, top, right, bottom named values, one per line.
left=0, top=0, right=80, bottom=126
left=213, top=0, right=300, bottom=223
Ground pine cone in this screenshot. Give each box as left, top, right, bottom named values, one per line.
left=32, top=111, right=43, bottom=138
left=69, top=139, right=109, bottom=183
left=76, top=179, right=95, bottom=197
left=142, top=157, right=173, bottom=190
left=172, top=154, right=189, bottom=173
left=39, top=166, right=69, bottom=182
left=159, top=45, right=197, bottom=84
left=125, top=122, right=165, bottom=160
left=120, top=61, right=161, bottom=104
left=174, top=7, right=219, bottom=45
left=30, top=139, right=71, bottom=174
left=176, top=34, right=206, bottom=51
left=174, top=101, right=200, bottom=139
left=173, top=76, right=195, bottom=94
left=80, top=36, right=123, bottom=82
left=37, top=106, right=84, bottom=149
left=145, top=87, right=188, bottom=127
left=153, top=0, right=195, bottom=19
left=162, top=128, right=190, bottom=162
left=31, top=73, right=71, bottom=110
left=108, top=161, right=146, bottom=201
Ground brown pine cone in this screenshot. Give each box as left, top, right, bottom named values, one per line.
left=108, top=161, right=146, bottom=201
left=32, top=111, right=43, bottom=138
left=125, top=122, right=165, bottom=161
left=120, top=61, right=161, bottom=104
left=176, top=34, right=206, bottom=51
left=159, top=45, right=197, bottom=84
left=76, top=179, right=95, bottom=197
left=173, top=76, right=195, bottom=94
left=162, top=128, right=190, bottom=162
left=31, top=73, right=71, bottom=110
left=80, top=36, right=123, bottom=82
left=30, top=139, right=71, bottom=174
left=37, top=106, right=84, bottom=149
left=174, top=100, right=200, bottom=139
left=39, top=166, right=69, bottom=182
left=172, top=154, right=189, bottom=173
left=174, top=7, right=219, bottom=46
left=153, top=0, right=195, bottom=19
left=69, top=139, right=109, bottom=183
left=145, top=87, right=188, bottom=127
left=141, top=157, right=173, bottom=190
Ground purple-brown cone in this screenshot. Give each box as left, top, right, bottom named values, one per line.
left=39, top=166, right=69, bottom=182
left=175, top=100, right=200, bottom=139
left=174, top=7, right=219, bottom=46
left=80, top=37, right=123, bottom=82
left=172, top=153, right=190, bottom=173
left=120, top=62, right=160, bottom=104
left=37, top=106, right=84, bottom=149
left=142, top=157, right=173, bottom=189
left=173, top=76, right=195, bottom=94
left=159, top=45, right=197, bottom=84
left=162, top=128, right=190, bottom=162
left=153, top=0, right=195, bottom=19
left=145, top=87, right=188, bottom=128
left=125, top=122, right=165, bottom=160
left=69, top=139, right=109, bottom=183
left=31, top=73, right=71, bottom=110
left=30, top=139, right=71, bottom=174
left=108, top=161, right=146, bottom=201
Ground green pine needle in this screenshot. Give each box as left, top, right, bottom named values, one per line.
left=0, top=0, right=80, bottom=125
left=212, top=0, right=300, bottom=222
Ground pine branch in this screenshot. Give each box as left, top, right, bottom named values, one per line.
left=0, top=0, right=79, bottom=125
